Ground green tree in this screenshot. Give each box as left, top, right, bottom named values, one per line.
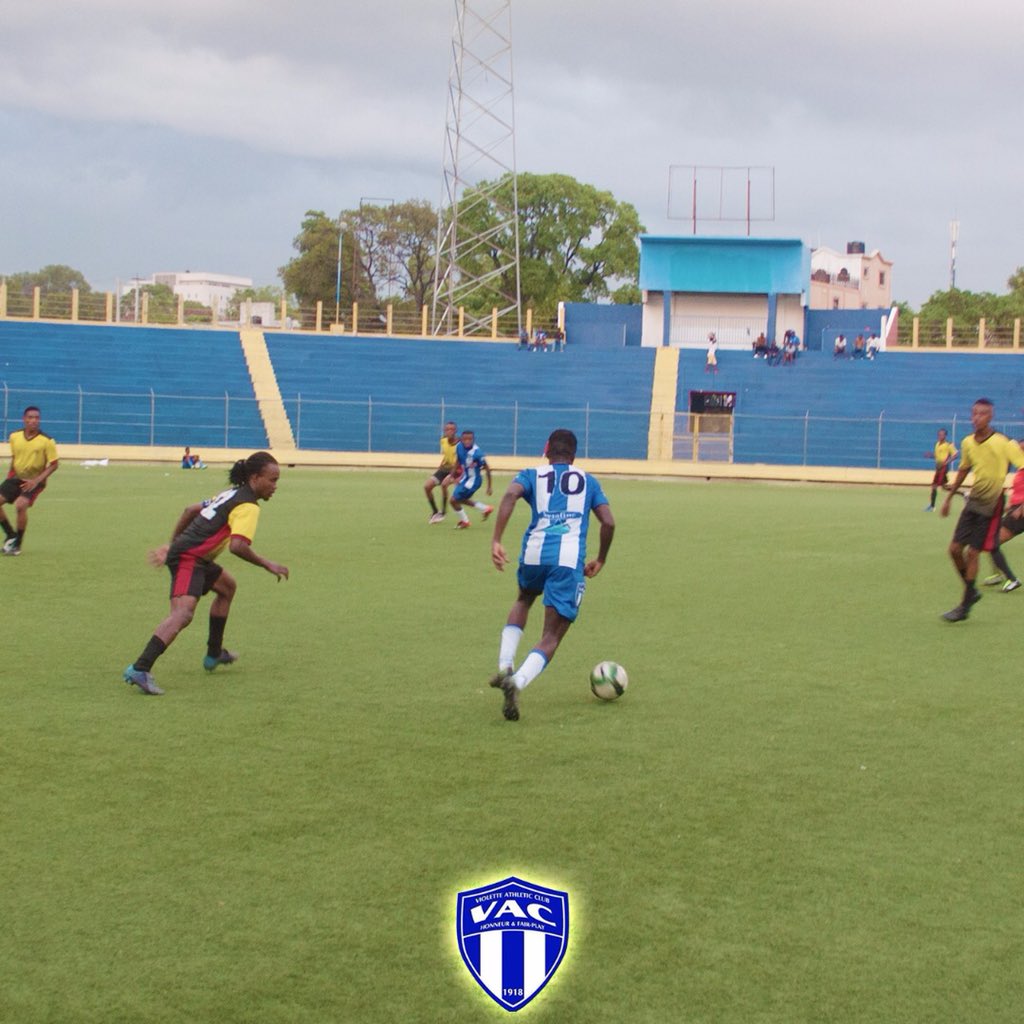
left=280, top=204, right=435, bottom=314
left=452, top=172, right=645, bottom=320
left=118, top=283, right=181, bottom=324
left=225, top=285, right=287, bottom=321
left=279, top=211, right=365, bottom=315
left=3, top=264, right=93, bottom=297
left=352, top=199, right=438, bottom=308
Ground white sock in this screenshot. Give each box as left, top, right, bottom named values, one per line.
left=457, top=509, right=469, bottom=522
left=499, top=625, right=523, bottom=671
left=473, top=501, right=489, bottom=511
left=513, top=649, right=548, bottom=690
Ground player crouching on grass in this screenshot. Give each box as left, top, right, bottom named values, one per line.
left=123, top=452, right=289, bottom=696
left=0, top=405, right=59, bottom=556
left=488, top=428, right=614, bottom=721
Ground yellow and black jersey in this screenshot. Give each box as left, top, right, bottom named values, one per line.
left=960, top=432, right=1024, bottom=513
left=9, top=429, right=58, bottom=479
left=169, top=485, right=261, bottom=563
left=440, top=435, right=458, bottom=470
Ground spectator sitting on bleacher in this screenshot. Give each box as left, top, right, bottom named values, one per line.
left=181, top=446, right=206, bottom=469
left=552, top=327, right=565, bottom=351
left=782, top=331, right=797, bottom=365
left=866, top=333, right=879, bottom=360
left=853, top=334, right=866, bottom=359
left=533, top=329, right=548, bottom=352
left=833, top=334, right=847, bottom=358
left=518, top=328, right=530, bottom=350
left=766, top=336, right=782, bottom=366
left=753, top=332, right=768, bottom=359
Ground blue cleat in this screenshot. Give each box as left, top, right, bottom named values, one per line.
left=203, top=650, right=238, bottom=672
left=123, top=665, right=164, bottom=695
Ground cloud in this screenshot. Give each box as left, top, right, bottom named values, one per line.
left=1, top=0, right=1023, bottom=304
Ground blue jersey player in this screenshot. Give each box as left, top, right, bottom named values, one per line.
left=450, top=429, right=493, bottom=529
left=489, top=428, right=615, bottom=721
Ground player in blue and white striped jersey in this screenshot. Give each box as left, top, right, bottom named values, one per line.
left=450, top=429, right=493, bottom=529
left=489, top=428, right=615, bottom=721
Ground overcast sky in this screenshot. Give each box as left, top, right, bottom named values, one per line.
left=1, top=0, right=1021, bottom=308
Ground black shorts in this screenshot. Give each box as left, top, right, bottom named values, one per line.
left=0, top=476, right=45, bottom=506
left=432, top=467, right=452, bottom=484
left=1001, top=503, right=1024, bottom=538
left=167, top=552, right=224, bottom=599
left=953, top=498, right=1004, bottom=552
left=930, top=466, right=949, bottom=488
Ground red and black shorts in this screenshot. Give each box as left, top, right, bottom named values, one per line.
left=167, top=552, right=224, bottom=599
left=0, top=475, right=45, bottom=507
left=930, top=465, right=949, bottom=488
left=953, top=496, right=1005, bottom=552
left=1001, top=503, right=1024, bottom=538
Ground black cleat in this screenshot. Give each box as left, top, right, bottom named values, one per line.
left=489, top=670, right=520, bottom=721
left=942, top=605, right=968, bottom=622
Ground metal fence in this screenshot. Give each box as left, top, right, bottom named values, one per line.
left=1, top=384, right=264, bottom=449
left=5, top=383, right=1020, bottom=469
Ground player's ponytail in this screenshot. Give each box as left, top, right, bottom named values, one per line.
left=229, top=451, right=277, bottom=486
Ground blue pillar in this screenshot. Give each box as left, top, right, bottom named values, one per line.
left=767, top=292, right=778, bottom=342
left=662, top=291, right=672, bottom=346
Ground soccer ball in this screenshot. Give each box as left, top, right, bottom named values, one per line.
left=590, top=661, right=628, bottom=701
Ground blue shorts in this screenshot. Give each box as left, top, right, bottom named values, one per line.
left=452, top=482, right=480, bottom=502
left=517, top=564, right=586, bottom=622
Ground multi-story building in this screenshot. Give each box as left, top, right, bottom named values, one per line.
left=809, top=243, right=892, bottom=310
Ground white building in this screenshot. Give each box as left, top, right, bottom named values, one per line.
left=150, top=271, right=253, bottom=319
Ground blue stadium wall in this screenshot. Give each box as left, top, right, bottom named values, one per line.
left=4, top=321, right=1024, bottom=470
left=0, top=321, right=267, bottom=447
left=265, top=334, right=654, bottom=458
left=804, top=309, right=891, bottom=353
left=678, top=347, right=1024, bottom=469
left=562, top=302, right=642, bottom=347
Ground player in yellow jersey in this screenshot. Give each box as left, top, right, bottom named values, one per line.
left=424, top=420, right=459, bottom=523
left=939, top=398, right=1024, bottom=621
left=923, top=427, right=957, bottom=511
left=0, top=406, right=59, bottom=556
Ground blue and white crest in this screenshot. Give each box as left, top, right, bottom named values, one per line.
left=456, top=876, right=569, bottom=1012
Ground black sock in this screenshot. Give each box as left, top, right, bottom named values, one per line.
left=0, top=520, right=14, bottom=540
left=428, top=496, right=438, bottom=514
left=135, top=635, right=168, bottom=672
left=207, top=615, right=227, bottom=658
left=962, top=579, right=977, bottom=604
left=930, top=488, right=937, bottom=506
left=990, top=548, right=1016, bottom=581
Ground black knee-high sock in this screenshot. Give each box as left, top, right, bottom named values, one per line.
left=135, top=635, right=167, bottom=672
left=991, top=547, right=1016, bottom=582
left=0, top=518, right=14, bottom=540
left=207, top=615, right=227, bottom=658
left=930, top=487, right=938, bottom=506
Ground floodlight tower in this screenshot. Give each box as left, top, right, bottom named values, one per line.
left=432, top=0, right=521, bottom=337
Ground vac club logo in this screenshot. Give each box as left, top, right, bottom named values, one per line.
left=456, top=876, right=569, bottom=1012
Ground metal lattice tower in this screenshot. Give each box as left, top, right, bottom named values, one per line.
left=432, top=0, right=521, bottom=337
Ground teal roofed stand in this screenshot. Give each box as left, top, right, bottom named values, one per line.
left=639, top=236, right=810, bottom=295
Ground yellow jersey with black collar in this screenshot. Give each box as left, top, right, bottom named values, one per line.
left=9, top=430, right=58, bottom=479
left=960, top=432, right=1024, bottom=513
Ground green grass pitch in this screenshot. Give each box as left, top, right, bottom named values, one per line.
left=2, top=464, right=1022, bottom=1023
